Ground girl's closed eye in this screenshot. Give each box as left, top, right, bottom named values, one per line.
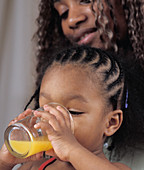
left=80, top=0, right=92, bottom=5
left=69, top=109, right=84, bottom=115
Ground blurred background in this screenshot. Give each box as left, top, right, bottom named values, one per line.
left=0, top=0, right=39, bottom=148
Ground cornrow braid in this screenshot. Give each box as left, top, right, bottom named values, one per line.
left=26, top=46, right=125, bottom=111
left=30, top=46, right=124, bottom=113
left=55, top=46, right=124, bottom=109
left=25, top=46, right=144, bottom=159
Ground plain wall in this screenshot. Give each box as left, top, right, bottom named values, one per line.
left=0, top=0, right=39, bottom=149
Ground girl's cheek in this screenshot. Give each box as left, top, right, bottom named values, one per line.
left=72, top=119, right=79, bottom=138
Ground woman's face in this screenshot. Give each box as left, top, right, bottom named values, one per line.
left=54, top=0, right=127, bottom=49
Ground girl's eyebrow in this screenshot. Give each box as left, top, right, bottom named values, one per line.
left=40, top=92, right=52, bottom=100
left=40, top=92, right=88, bottom=103
left=66, top=94, right=88, bottom=103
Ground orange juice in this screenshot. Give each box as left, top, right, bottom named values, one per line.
left=9, top=136, right=52, bottom=158
left=4, top=103, right=74, bottom=158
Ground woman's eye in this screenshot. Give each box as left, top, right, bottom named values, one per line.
left=80, top=0, right=91, bottom=4
left=60, top=10, right=68, bottom=19
left=69, top=110, right=84, bottom=115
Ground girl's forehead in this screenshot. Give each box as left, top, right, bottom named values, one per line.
left=46, top=63, right=91, bottom=80
left=43, top=63, right=103, bottom=95
left=45, top=63, right=102, bottom=88
left=48, top=63, right=90, bottom=73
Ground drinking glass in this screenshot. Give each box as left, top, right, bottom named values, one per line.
left=4, top=102, right=74, bottom=158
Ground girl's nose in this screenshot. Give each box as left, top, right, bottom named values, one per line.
left=68, top=10, right=87, bottom=29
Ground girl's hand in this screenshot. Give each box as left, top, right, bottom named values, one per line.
left=0, top=109, right=43, bottom=169
left=34, top=104, right=78, bottom=162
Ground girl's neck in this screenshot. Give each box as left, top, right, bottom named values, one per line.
left=48, top=159, right=75, bottom=170
left=93, top=150, right=108, bottom=160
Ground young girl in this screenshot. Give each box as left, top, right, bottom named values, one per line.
left=1, top=46, right=144, bottom=169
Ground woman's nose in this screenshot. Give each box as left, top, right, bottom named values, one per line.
left=68, top=10, right=87, bottom=29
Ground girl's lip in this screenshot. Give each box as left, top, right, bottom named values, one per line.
left=77, top=31, right=97, bottom=45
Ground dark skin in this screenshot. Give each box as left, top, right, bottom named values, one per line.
left=54, top=0, right=127, bottom=48
left=0, top=109, right=44, bottom=170
left=0, top=1, right=131, bottom=168
left=0, top=64, right=130, bottom=169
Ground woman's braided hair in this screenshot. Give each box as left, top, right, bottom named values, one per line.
left=25, top=46, right=144, bottom=159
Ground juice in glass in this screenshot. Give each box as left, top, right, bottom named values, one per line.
left=9, top=136, right=52, bottom=158
left=4, top=102, right=74, bottom=158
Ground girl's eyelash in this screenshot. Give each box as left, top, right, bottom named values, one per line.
left=69, top=110, right=84, bottom=115
left=80, top=0, right=91, bottom=4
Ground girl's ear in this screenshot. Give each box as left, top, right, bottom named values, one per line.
left=104, top=110, right=123, bottom=136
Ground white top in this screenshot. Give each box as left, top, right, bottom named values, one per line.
left=104, top=145, right=144, bottom=170
left=120, top=146, right=144, bottom=170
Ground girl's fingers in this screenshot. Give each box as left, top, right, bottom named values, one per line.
left=56, top=105, right=72, bottom=130
left=45, top=149, right=57, bottom=158
left=34, top=121, right=55, bottom=137
left=8, top=109, right=32, bottom=126
left=34, top=104, right=73, bottom=133
left=34, top=109, right=61, bottom=131
left=30, top=116, right=37, bottom=127
left=44, top=105, right=66, bottom=125
left=8, top=119, right=17, bottom=126
left=17, top=108, right=32, bottom=120
left=44, top=104, right=72, bottom=130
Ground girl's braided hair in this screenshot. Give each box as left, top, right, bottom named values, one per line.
left=34, top=0, right=144, bottom=89
left=25, top=46, right=144, bottom=160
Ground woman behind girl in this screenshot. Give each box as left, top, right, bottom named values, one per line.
left=0, top=46, right=144, bottom=169
left=35, top=0, right=144, bottom=86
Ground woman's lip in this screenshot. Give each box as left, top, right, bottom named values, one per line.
left=77, top=31, right=97, bottom=45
